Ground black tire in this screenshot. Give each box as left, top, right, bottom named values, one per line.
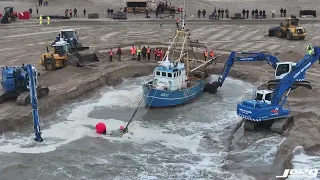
left=44, top=58, right=56, bottom=71
left=286, top=31, right=293, bottom=40
left=276, top=30, right=283, bottom=38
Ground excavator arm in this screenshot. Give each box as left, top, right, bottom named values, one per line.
left=215, top=51, right=280, bottom=87
left=26, top=64, right=43, bottom=142
left=272, top=47, right=320, bottom=105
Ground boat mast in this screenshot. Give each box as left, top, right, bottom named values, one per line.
left=180, top=0, right=189, bottom=76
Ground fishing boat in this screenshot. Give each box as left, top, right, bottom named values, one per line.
left=142, top=14, right=218, bottom=108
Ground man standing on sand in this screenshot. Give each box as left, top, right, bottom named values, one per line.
left=109, top=48, right=114, bottom=62
left=47, top=16, right=50, bottom=25
left=29, top=8, right=32, bottom=18
left=272, top=9, right=275, bottom=18
left=83, top=9, right=86, bottom=17
left=146, top=46, right=151, bottom=60
left=39, top=15, right=43, bottom=25
left=116, top=46, right=122, bottom=61
left=74, top=8, right=77, bottom=17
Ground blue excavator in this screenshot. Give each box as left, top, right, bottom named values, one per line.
left=1, top=64, right=44, bottom=141
left=237, top=46, right=320, bottom=134
left=204, top=51, right=312, bottom=93
left=0, top=64, right=49, bottom=105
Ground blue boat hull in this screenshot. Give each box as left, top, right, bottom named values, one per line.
left=142, top=76, right=210, bottom=107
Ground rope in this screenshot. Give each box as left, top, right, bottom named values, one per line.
left=122, top=86, right=158, bottom=136
left=133, top=88, right=158, bottom=123
left=122, top=86, right=151, bottom=134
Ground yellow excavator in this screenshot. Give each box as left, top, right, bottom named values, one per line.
left=268, top=15, right=307, bottom=40
left=40, top=41, right=81, bottom=71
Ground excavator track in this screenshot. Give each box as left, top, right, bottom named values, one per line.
left=267, top=80, right=312, bottom=90
left=270, top=116, right=293, bottom=134
left=16, top=87, right=49, bottom=106
left=0, top=89, right=20, bottom=104
left=243, top=120, right=257, bottom=131
left=16, top=91, right=30, bottom=105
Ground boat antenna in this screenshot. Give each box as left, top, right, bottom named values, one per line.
left=180, top=0, right=185, bottom=29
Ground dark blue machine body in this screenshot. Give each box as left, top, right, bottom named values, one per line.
left=237, top=46, right=320, bottom=122
left=1, top=66, right=28, bottom=92
left=1, top=65, right=43, bottom=142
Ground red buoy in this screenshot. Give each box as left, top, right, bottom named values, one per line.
left=96, top=122, right=107, bottom=134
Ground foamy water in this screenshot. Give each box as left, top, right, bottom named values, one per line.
left=0, top=75, right=288, bottom=179
left=286, top=146, right=320, bottom=180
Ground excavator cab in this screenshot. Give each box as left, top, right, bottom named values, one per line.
left=254, top=89, right=273, bottom=104
left=268, top=61, right=311, bottom=89
left=274, top=62, right=295, bottom=79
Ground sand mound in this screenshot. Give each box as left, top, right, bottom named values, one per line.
left=277, top=51, right=304, bottom=62
left=289, top=86, right=317, bottom=98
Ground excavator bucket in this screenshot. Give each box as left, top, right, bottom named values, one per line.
left=76, top=50, right=99, bottom=64
left=204, top=81, right=219, bottom=94
left=67, top=50, right=100, bottom=67
left=267, top=79, right=312, bottom=90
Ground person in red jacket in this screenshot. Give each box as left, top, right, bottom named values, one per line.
left=154, top=48, right=158, bottom=60
left=156, top=48, right=161, bottom=61
left=160, top=49, right=164, bottom=60
left=108, top=48, right=114, bottom=62
left=146, top=46, right=151, bottom=60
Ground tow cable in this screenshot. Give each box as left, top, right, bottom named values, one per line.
left=121, top=87, right=157, bottom=136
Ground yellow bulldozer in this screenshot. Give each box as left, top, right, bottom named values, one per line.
left=40, top=41, right=82, bottom=71
left=268, top=15, right=307, bottom=40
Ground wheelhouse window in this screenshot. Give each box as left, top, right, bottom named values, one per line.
left=179, top=71, right=181, bottom=76
left=168, top=73, right=172, bottom=77
left=156, top=71, right=160, bottom=76
left=174, top=73, right=176, bottom=77
left=162, top=72, right=166, bottom=76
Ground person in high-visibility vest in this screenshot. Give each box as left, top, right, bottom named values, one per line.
left=47, top=16, right=50, bottom=25
left=307, top=44, right=314, bottom=55
left=39, top=15, right=43, bottom=25
left=131, top=45, right=136, bottom=60
left=176, top=18, right=180, bottom=28
left=210, top=50, right=214, bottom=58
left=204, top=50, right=208, bottom=61
left=147, top=46, right=151, bottom=60
left=108, top=48, right=114, bottom=62
left=137, top=46, right=142, bottom=61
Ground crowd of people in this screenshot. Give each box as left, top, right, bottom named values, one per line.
left=106, top=46, right=216, bottom=63
left=38, top=0, right=48, bottom=6
left=107, top=46, right=167, bottom=62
